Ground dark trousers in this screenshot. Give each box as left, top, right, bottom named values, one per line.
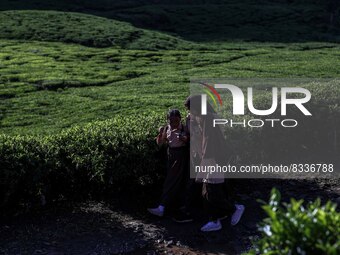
left=161, top=147, right=188, bottom=211
left=202, top=182, right=236, bottom=221
left=183, top=154, right=202, bottom=213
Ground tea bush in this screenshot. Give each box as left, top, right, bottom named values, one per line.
left=1, top=83, right=339, bottom=212
left=0, top=11, right=192, bottom=50
left=245, top=188, right=340, bottom=255
left=0, top=113, right=165, bottom=212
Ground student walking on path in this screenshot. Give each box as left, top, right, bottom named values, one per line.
left=188, top=95, right=245, bottom=232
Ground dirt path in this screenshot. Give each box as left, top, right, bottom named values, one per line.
left=0, top=179, right=339, bottom=255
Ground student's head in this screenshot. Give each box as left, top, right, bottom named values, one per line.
left=185, top=95, right=214, bottom=113
left=186, top=95, right=215, bottom=123
left=167, top=109, right=181, bottom=129
left=184, top=95, right=215, bottom=114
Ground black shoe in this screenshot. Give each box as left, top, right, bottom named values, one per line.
left=172, top=212, right=193, bottom=223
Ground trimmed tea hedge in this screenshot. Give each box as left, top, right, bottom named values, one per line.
left=245, top=188, right=340, bottom=255
left=0, top=113, right=164, bottom=211
left=0, top=82, right=339, bottom=212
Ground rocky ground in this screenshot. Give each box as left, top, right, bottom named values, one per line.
left=0, top=179, right=339, bottom=255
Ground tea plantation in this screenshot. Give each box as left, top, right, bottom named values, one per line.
left=0, top=5, right=340, bottom=204
left=0, top=1, right=339, bottom=253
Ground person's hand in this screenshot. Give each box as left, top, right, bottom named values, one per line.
left=156, top=126, right=167, bottom=145
left=179, top=135, right=188, bottom=143
left=161, top=126, right=167, bottom=139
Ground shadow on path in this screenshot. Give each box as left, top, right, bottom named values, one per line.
left=0, top=178, right=339, bottom=254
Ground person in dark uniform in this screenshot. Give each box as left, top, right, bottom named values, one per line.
left=147, top=109, right=189, bottom=217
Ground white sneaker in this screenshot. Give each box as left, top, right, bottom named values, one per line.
left=147, top=206, right=164, bottom=217
left=231, top=204, right=245, bottom=226
left=200, top=220, right=222, bottom=232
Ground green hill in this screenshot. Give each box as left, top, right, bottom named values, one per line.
left=0, top=0, right=339, bottom=43
left=1, top=38, right=340, bottom=135
left=106, top=0, right=340, bottom=42
left=0, top=10, right=192, bottom=50
left=0, top=2, right=339, bottom=135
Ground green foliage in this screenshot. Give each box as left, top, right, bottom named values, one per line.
left=0, top=3, right=339, bottom=213
left=245, top=188, right=340, bottom=255
left=0, top=10, right=192, bottom=50
left=1, top=38, right=340, bottom=136
left=0, top=114, right=165, bottom=211
left=0, top=0, right=339, bottom=43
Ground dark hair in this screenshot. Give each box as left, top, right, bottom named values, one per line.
left=167, top=109, right=181, bottom=119
left=184, top=96, right=191, bottom=110
left=185, top=95, right=215, bottom=114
